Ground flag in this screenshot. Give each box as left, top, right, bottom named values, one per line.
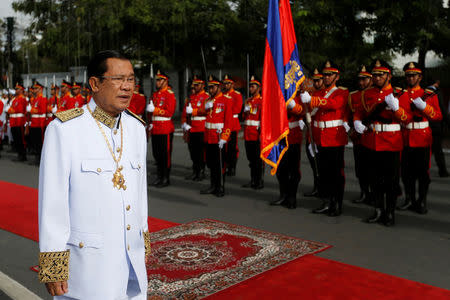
left=260, top=0, right=305, bottom=175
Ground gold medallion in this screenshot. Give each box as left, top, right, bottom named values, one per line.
left=112, top=165, right=127, bottom=190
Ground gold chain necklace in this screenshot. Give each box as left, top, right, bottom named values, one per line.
left=87, top=105, right=127, bottom=190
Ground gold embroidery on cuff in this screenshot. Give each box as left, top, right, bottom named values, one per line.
left=38, top=250, right=70, bottom=283
left=143, top=231, right=151, bottom=256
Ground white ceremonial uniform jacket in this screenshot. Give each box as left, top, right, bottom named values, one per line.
left=38, top=100, right=149, bottom=299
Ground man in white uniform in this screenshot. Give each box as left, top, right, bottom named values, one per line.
left=38, top=50, right=151, bottom=299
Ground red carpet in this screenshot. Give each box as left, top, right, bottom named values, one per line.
left=1, top=180, right=449, bottom=299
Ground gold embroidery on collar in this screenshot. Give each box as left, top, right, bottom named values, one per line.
left=92, top=106, right=117, bottom=128
left=38, top=250, right=70, bottom=283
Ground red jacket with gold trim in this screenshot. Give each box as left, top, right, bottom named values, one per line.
left=30, top=94, right=48, bottom=128
left=309, top=85, right=348, bottom=147
left=204, top=92, right=233, bottom=144
left=128, top=92, right=146, bottom=117
left=242, top=94, right=262, bottom=141
left=224, top=89, right=243, bottom=132
left=151, top=87, right=176, bottom=135
left=354, top=84, right=411, bottom=152
left=58, top=92, right=73, bottom=112
left=181, top=90, right=209, bottom=133
left=8, top=95, right=28, bottom=127
left=287, top=95, right=304, bottom=145
left=400, top=87, right=442, bottom=148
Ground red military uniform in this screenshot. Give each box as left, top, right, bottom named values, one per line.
left=45, top=95, right=58, bottom=127
left=398, top=62, right=442, bottom=215
left=30, top=94, right=47, bottom=128
left=225, top=88, right=243, bottom=132
left=310, top=85, right=348, bottom=147
left=151, top=86, right=176, bottom=135
left=181, top=90, right=209, bottom=132
left=70, top=93, right=85, bottom=109
left=354, top=84, right=410, bottom=152
left=243, top=94, right=262, bottom=141
left=128, top=91, right=146, bottom=117
left=58, top=92, right=73, bottom=112
left=8, top=86, right=28, bottom=161
left=204, top=92, right=233, bottom=144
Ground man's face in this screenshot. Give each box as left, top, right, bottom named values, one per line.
left=15, top=88, right=23, bottom=96
left=223, top=82, right=232, bottom=92
left=358, top=77, right=372, bottom=90
left=313, top=79, right=323, bottom=90
left=155, top=78, right=167, bottom=90
left=208, top=85, right=219, bottom=97
left=406, top=74, right=421, bottom=88
left=90, top=58, right=134, bottom=116
left=323, top=73, right=337, bottom=87
left=194, top=83, right=204, bottom=94
left=32, top=87, right=41, bottom=97
left=51, top=88, right=56, bottom=96
left=372, top=73, right=390, bottom=88
left=249, top=84, right=259, bottom=96
left=72, top=87, right=80, bottom=96
left=61, top=85, right=69, bottom=95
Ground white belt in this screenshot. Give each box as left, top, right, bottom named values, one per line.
left=233, top=114, right=239, bottom=118
left=244, top=120, right=260, bottom=127
left=406, top=121, right=429, bottom=130
left=370, top=123, right=401, bottom=132
left=31, top=114, right=46, bottom=118
left=152, top=116, right=171, bottom=121
left=205, top=122, right=224, bottom=130
left=9, top=113, right=25, bottom=118
left=191, top=116, right=206, bottom=121
left=289, top=121, right=299, bottom=129
left=313, top=120, right=343, bottom=128
left=47, top=113, right=53, bottom=117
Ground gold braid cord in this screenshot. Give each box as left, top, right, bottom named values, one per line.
left=311, top=96, right=327, bottom=108
left=394, top=107, right=408, bottom=122
left=143, top=231, right=151, bottom=257
left=38, top=250, right=70, bottom=283
left=423, top=105, right=436, bottom=119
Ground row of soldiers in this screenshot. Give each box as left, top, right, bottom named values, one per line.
left=0, top=79, right=147, bottom=164
left=146, top=61, right=445, bottom=227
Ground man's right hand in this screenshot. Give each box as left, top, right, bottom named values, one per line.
left=45, top=281, right=68, bottom=296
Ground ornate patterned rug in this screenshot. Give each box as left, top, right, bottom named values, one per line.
left=146, top=219, right=330, bottom=299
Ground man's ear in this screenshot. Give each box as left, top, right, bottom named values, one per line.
left=89, top=77, right=100, bottom=93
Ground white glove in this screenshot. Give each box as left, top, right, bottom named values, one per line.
left=5, top=104, right=10, bottom=112
left=182, top=122, right=191, bottom=131
left=218, top=139, right=226, bottom=149
left=384, top=93, right=399, bottom=111
left=205, top=101, right=213, bottom=110
left=51, top=106, right=57, bottom=114
left=148, top=124, right=153, bottom=131
left=308, top=143, right=318, bottom=157
left=353, top=120, right=367, bottom=134
left=244, top=104, right=251, bottom=112
left=287, top=99, right=296, bottom=109
left=343, top=121, right=350, bottom=133
left=26, top=104, right=31, bottom=113
left=299, top=120, right=306, bottom=130
left=186, top=103, right=193, bottom=114
left=300, top=92, right=311, bottom=104
left=146, top=101, right=155, bottom=113
left=413, top=97, right=426, bottom=111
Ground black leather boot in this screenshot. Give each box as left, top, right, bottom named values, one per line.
left=384, top=197, right=396, bottom=226
left=416, top=183, right=429, bottom=214
left=271, top=182, right=287, bottom=206
left=328, top=196, right=342, bottom=217
left=365, top=208, right=382, bottom=223
left=312, top=198, right=329, bottom=214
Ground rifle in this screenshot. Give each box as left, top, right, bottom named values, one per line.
left=362, top=87, right=404, bottom=127
left=145, top=64, right=154, bottom=139
left=301, top=81, right=319, bottom=178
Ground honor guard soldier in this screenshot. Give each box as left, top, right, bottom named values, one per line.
left=38, top=50, right=150, bottom=299
left=181, top=75, right=209, bottom=181
left=397, top=62, right=442, bottom=214
left=70, top=82, right=86, bottom=109
left=45, top=84, right=59, bottom=127
left=304, top=68, right=324, bottom=197
left=58, top=80, right=73, bottom=112
left=301, top=61, right=349, bottom=216
left=348, top=66, right=373, bottom=204
left=7, top=83, right=28, bottom=161
left=353, top=60, right=411, bottom=226
left=222, top=74, right=242, bottom=176
left=200, top=75, right=233, bottom=197
left=28, top=82, right=48, bottom=164
left=146, top=70, right=176, bottom=188
left=271, top=85, right=305, bottom=209
left=242, top=76, right=264, bottom=189
left=128, top=84, right=146, bottom=118
left=0, top=93, right=5, bottom=156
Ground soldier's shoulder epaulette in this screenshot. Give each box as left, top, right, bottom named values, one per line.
left=350, top=90, right=358, bottom=95
left=234, top=90, right=241, bottom=95
left=139, top=93, right=145, bottom=96
left=224, top=94, right=232, bottom=99
left=167, top=89, right=174, bottom=94
left=54, top=108, right=84, bottom=122
left=338, top=86, right=348, bottom=90
left=125, top=109, right=146, bottom=126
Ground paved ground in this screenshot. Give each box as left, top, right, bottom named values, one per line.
left=0, top=133, right=449, bottom=299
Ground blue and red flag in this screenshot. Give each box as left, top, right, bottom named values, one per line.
left=260, top=0, right=305, bottom=175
